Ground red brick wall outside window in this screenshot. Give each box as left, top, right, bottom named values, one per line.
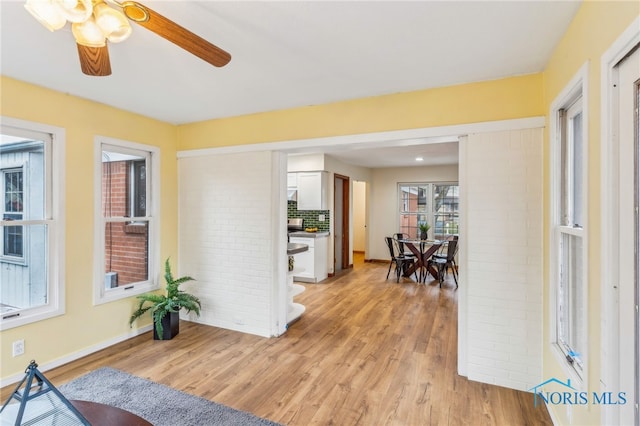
left=103, top=161, right=148, bottom=286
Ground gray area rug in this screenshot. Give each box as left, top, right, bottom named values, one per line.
left=59, top=367, right=282, bottom=426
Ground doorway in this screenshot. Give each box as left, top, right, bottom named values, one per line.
left=353, top=180, right=367, bottom=266
left=334, top=174, right=350, bottom=272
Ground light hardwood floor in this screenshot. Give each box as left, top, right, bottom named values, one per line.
left=2, top=255, right=552, bottom=425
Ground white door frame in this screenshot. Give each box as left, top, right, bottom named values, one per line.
left=600, top=16, right=640, bottom=426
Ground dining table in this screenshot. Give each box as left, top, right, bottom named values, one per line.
left=398, top=238, right=444, bottom=283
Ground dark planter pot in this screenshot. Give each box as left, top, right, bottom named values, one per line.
left=420, top=231, right=428, bottom=240
left=154, top=311, right=180, bottom=340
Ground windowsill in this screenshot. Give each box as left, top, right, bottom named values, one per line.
left=94, top=279, right=159, bottom=306
left=1, top=305, right=65, bottom=331
left=0, top=256, right=27, bottom=266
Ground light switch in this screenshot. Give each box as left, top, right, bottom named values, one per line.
left=319, top=214, right=325, bottom=222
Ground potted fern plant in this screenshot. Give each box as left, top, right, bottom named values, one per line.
left=418, top=222, right=431, bottom=240
left=129, top=258, right=201, bottom=340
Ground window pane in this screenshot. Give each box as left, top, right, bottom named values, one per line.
left=399, top=186, right=411, bottom=212
left=571, top=112, right=583, bottom=228
left=132, top=160, right=146, bottom=217
left=0, top=224, right=48, bottom=312
left=417, top=186, right=428, bottom=212
left=3, top=225, right=23, bottom=257
left=399, top=213, right=415, bottom=237
left=558, top=232, right=585, bottom=368
left=4, top=170, right=23, bottom=213
left=102, top=150, right=147, bottom=219
left=104, top=221, right=149, bottom=288
left=434, top=185, right=459, bottom=239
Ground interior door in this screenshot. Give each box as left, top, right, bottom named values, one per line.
left=334, top=174, right=350, bottom=272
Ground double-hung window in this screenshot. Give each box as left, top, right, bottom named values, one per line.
left=1, top=119, right=64, bottom=330
left=551, top=68, right=588, bottom=380
left=94, top=137, right=159, bottom=304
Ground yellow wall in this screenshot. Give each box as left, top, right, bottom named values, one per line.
left=177, top=74, right=544, bottom=150
left=3, top=5, right=631, bottom=409
left=542, top=2, right=640, bottom=425
left=0, top=76, right=179, bottom=379
left=0, top=71, right=543, bottom=383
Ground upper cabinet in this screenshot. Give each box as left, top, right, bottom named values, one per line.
left=296, top=171, right=328, bottom=210
left=287, top=172, right=298, bottom=188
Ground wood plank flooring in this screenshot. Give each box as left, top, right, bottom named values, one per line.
left=1, top=255, right=552, bottom=425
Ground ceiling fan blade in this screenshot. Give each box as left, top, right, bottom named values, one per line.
left=122, top=1, right=231, bottom=68
left=77, top=44, right=112, bottom=76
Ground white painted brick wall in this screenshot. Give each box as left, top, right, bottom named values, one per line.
left=464, top=128, right=543, bottom=391
left=178, top=151, right=278, bottom=337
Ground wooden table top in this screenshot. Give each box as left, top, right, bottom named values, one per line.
left=70, top=400, right=152, bottom=426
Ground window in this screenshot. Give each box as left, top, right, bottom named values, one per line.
left=399, top=183, right=459, bottom=239
left=551, top=69, right=587, bottom=380
left=1, top=119, right=64, bottom=330
left=94, top=137, right=159, bottom=304
left=3, top=169, right=24, bottom=258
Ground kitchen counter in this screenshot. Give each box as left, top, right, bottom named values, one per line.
left=288, top=231, right=330, bottom=238
left=287, top=242, right=309, bottom=255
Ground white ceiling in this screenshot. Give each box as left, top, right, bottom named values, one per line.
left=1, top=0, right=581, bottom=167
left=324, top=140, right=460, bottom=168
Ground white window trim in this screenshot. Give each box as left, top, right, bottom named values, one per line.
left=548, top=62, right=589, bottom=387
left=0, top=117, right=65, bottom=331
left=93, top=136, right=160, bottom=305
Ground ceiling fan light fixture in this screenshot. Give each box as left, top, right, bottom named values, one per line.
left=94, top=2, right=132, bottom=43
left=24, top=0, right=67, bottom=31
left=72, top=17, right=106, bottom=47
left=121, top=1, right=149, bottom=22
left=55, top=0, right=93, bottom=23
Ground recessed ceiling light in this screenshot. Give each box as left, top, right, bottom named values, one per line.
left=415, top=156, right=424, bottom=162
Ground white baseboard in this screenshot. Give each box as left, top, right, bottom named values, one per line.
left=0, top=324, right=153, bottom=389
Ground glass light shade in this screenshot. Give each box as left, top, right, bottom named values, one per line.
left=24, top=0, right=67, bottom=31
left=55, top=0, right=92, bottom=23
left=72, top=18, right=106, bottom=47
left=94, top=3, right=132, bottom=43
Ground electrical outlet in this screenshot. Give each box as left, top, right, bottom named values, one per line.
left=319, top=214, right=325, bottom=222
left=12, top=339, right=24, bottom=357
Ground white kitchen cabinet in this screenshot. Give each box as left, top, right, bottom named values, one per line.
left=289, top=235, right=328, bottom=283
left=296, top=171, right=328, bottom=210
left=287, top=172, right=297, bottom=188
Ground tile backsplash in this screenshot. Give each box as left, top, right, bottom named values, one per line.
left=288, top=200, right=330, bottom=231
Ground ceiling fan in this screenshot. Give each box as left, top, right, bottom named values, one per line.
left=24, top=0, right=231, bottom=76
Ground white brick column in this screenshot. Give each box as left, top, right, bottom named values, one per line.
left=178, top=151, right=286, bottom=337
left=460, top=128, right=543, bottom=391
